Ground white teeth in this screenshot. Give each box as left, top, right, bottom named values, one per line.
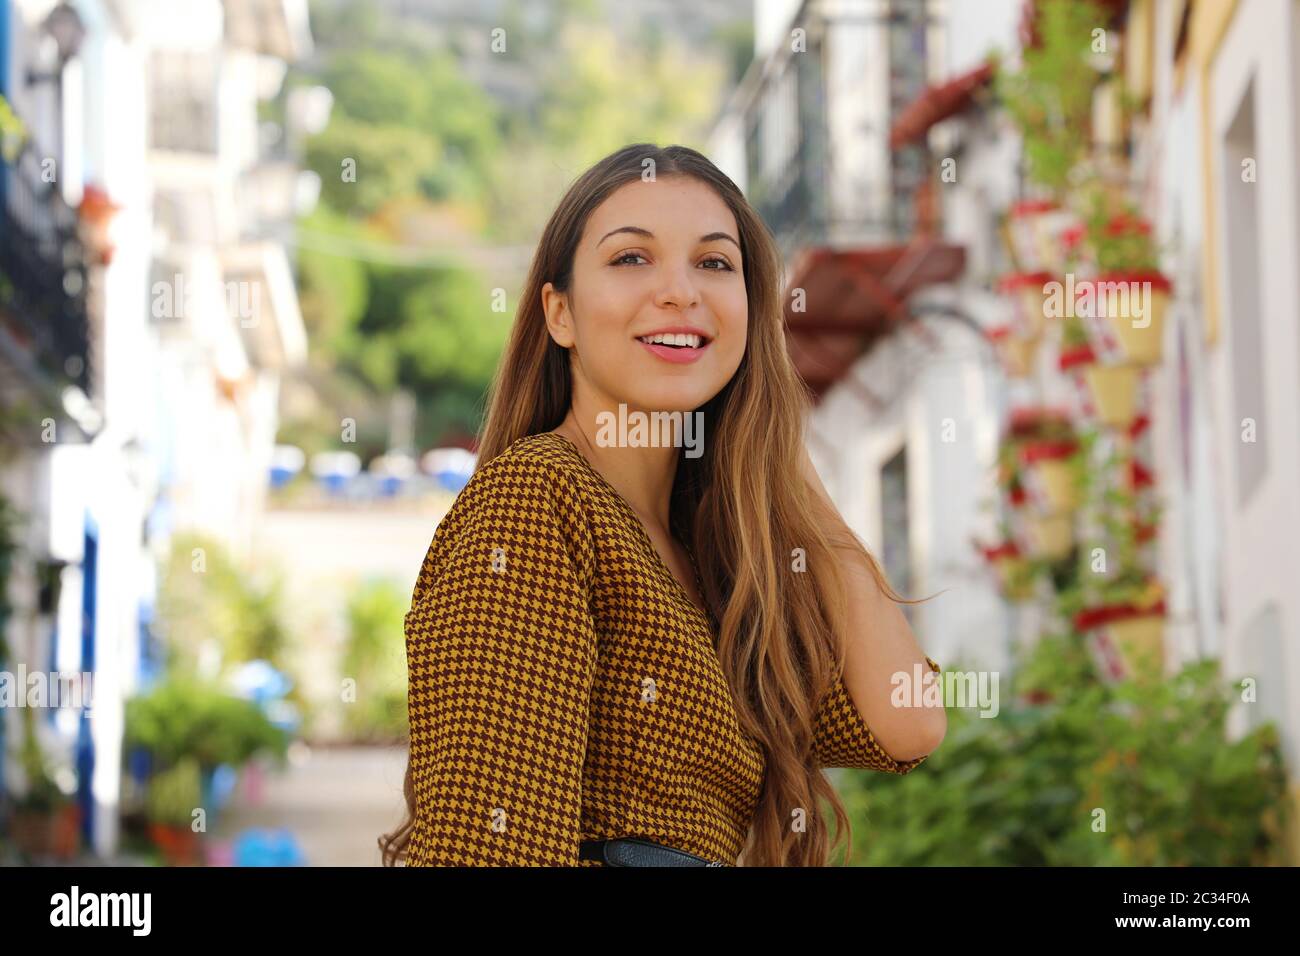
left=639, top=333, right=704, bottom=348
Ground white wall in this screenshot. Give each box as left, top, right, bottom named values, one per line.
left=1205, top=0, right=1300, bottom=773
left=810, top=316, right=1009, bottom=674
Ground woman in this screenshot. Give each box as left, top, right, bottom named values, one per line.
left=381, top=143, right=945, bottom=868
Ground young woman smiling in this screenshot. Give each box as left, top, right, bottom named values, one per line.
left=382, top=143, right=945, bottom=868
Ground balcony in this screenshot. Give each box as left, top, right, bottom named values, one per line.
left=147, top=50, right=220, bottom=157
left=726, top=0, right=967, bottom=403
left=0, top=144, right=91, bottom=396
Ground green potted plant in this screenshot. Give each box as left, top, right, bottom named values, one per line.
left=1057, top=315, right=1143, bottom=429
left=1056, top=431, right=1166, bottom=683
left=1067, top=190, right=1172, bottom=365
left=996, top=409, right=1083, bottom=561
left=8, top=708, right=81, bottom=861
left=976, top=537, right=1040, bottom=602
left=144, top=756, right=204, bottom=866
left=124, top=674, right=290, bottom=863
left=994, top=0, right=1109, bottom=197
left=985, top=322, right=1039, bottom=379
left=996, top=269, right=1057, bottom=337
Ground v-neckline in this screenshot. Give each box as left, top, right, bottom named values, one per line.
left=537, top=431, right=714, bottom=628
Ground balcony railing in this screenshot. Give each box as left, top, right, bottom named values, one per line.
left=147, top=50, right=219, bottom=155
left=0, top=143, right=91, bottom=392
left=736, top=0, right=941, bottom=259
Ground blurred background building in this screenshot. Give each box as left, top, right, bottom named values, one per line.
left=710, top=0, right=1300, bottom=863
left=1, top=0, right=315, bottom=859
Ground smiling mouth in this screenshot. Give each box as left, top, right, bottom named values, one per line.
left=635, top=333, right=711, bottom=349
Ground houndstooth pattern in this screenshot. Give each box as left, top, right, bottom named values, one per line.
left=404, top=431, right=941, bottom=866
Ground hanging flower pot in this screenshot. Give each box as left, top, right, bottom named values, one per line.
left=1006, top=200, right=1075, bottom=273
left=1073, top=271, right=1171, bottom=365
left=1017, top=439, right=1081, bottom=512
left=977, top=540, right=1037, bottom=601
left=1075, top=596, right=1167, bottom=682
left=1014, top=510, right=1074, bottom=561
left=986, top=324, right=1038, bottom=378
left=997, top=271, right=1056, bottom=338
left=1058, top=343, right=1143, bottom=429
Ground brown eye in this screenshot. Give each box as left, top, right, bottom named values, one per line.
left=611, top=252, right=647, bottom=266
left=700, top=256, right=734, bottom=271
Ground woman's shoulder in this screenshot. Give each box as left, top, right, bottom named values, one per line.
left=412, top=433, right=596, bottom=601
left=441, top=432, right=593, bottom=535
left=464, top=432, right=586, bottom=497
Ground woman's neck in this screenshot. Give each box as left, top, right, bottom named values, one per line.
left=551, top=409, right=681, bottom=536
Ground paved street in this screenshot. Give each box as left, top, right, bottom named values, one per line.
left=215, top=744, right=409, bottom=867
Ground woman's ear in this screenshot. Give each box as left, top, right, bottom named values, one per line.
left=541, top=281, right=576, bottom=348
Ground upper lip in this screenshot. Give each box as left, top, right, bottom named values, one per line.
left=635, top=325, right=713, bottom=343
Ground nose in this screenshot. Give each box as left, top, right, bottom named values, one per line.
left=653, top=262, right=700, bottom=311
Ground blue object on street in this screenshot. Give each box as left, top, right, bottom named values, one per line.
left=233, top=827, right=305, bottom=866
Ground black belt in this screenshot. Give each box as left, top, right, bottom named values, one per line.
left=579, top=837, right=728, bottom=867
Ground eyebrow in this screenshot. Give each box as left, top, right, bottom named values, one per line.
left=597, top=226, right=741, bottom=252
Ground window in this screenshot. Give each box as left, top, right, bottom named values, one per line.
left=879, top=446, right=913, bottom=613
left=1220, top=76, right=1267, bottom=506
left=148, top=51, right=219, bottom=154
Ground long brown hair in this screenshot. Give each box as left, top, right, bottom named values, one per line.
left=381, top=143, right=909, bottom=867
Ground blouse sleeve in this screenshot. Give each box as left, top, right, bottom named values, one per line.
left=811, top=654, right=942, bottom=773
left=404, top=455, right=598, bottom=866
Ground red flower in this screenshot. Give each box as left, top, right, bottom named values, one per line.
left=1074, top=599, right=1167, bottom=632
left=1058, top=343, right=1097, bottom=370
left=1129, top=459, right=1155, bottom=489
left=1019, top=439, right=1079, bottom=463
left=1103, top=213, right=1152, bottom=237
left=997, top=271, right=1055, bottom=292
left=979, top=540, right=1021, bottom=562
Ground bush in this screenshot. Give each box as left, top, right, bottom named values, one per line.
left=124, top=675, right=290, bottom=773
left=155, top=531, right=291, bottom=673
left=339, top=578, right=408, bottom=743
left=835, top=634, right=1291, bottom=865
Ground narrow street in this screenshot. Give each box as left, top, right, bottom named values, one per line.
left=215, top=744, right=408, bottom=867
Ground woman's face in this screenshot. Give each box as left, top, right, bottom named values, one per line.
left=543, top=175, right=748, bottom=422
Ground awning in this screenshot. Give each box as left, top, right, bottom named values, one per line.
left=888, top=60, right=996, bottom=150
left=783, top=238, right=966, bottom=402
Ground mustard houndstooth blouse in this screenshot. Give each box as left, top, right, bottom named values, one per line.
left=403, top=431, right=941, bottom=866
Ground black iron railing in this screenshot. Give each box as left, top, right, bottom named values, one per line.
left=736, top=0, right=940, bottom=259
left=0, top=143, right=90, bottom=392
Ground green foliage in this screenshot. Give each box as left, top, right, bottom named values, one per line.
left=339, top=578, right=408, bottom=742
left=124, top=675, right=289, bottom=773
left=294, top=207, right=369, bottom=350
left=144, top=756, right=203, bottom=828
left=1054, top=425, right=1163, bottom=622
left=835, top=637, right=1291, bottom=865
left=1070, top=181, right=1163, bottom=273
left=995, top=0, right=1108, bottom=194
left=287, top=1, right=733, bottom=452
left=15, top=707, right=65, bottom=811
left=307, top=114, right=442, bottom=218
left=0, top=93, right=28, bottom=162
left=0, top=491, right=22, bottom=659
left=155, top=531, right=291, bottom=674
